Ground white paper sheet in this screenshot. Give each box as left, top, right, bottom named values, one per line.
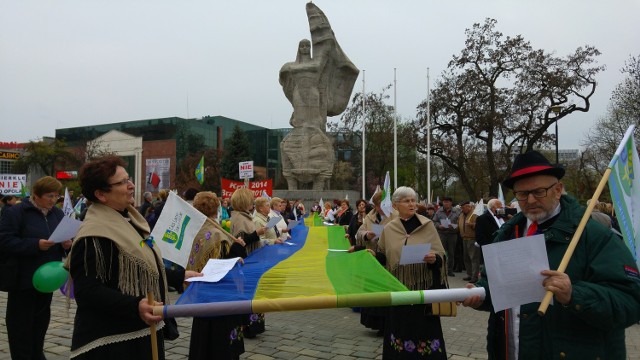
left=49, top=216, right=82, bottom=243
left=186, top=257, right=242, bottom=283
left=399, top=243, right=432, bottom=265
left=439, top=218, right=458, bottom=229
left=482, top=234, right=549, bottom=312
left=265, top=216, right=282, bottom=229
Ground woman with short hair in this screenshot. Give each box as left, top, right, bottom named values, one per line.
left=229, top=188, right=268, bottom=338
left=186, top=191, right=246, bottom=359
left=376, top=186, right=449, bottom=359
left=67, top=156, right=200, bottom=359
left=0, top=176, right=72, bottom=359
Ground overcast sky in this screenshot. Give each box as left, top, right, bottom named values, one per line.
left=1, top=0, right=638, bottom=149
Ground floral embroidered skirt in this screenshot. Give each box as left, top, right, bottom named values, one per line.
left=189, top=315, right=245, bottom=360
left=383, top=304, right=447, bottom=359
left=243, top=312, right=266, bottom=338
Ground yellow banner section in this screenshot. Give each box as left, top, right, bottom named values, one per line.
left=255, top=227, right=335, bottom=300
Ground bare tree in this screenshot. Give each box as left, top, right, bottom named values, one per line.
left=413, top=18, right=604, bottom=200
left=582, top=55, right=640, bottom=176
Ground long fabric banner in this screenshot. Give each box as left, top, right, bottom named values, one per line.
left=158, top=224, right=484, bottom=318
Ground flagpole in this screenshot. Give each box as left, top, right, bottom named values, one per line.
left=147, top=292, right=159, bottom=360
left=426, top=68, right=431, bottom=204
left=361, top=70, right=366, bottom=199
left=537, top=168, right=611, bottom=315
left=393, top=68, right=398, bottom=190
left=154, top=287, right=485, bottom=318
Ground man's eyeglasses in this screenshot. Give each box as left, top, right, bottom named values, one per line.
left=109, top=177, right=132, bottom=187
left=513, top=182, right=558, bottom=201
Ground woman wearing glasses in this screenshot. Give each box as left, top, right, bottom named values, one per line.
left=375, top=186, right=449, bottom=359
left=66, top=156, right=200, bottom=359
left=0, top=176, right=72, bottom=359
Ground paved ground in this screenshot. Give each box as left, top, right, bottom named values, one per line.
left=0, top=274, right=638, bottom=359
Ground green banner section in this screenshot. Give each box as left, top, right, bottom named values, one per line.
left=325, top=226, right=408, bottom=296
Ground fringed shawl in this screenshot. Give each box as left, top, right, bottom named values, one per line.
left=230, top=210, right=261, bottom=254
left=378, top=214, right=448, bottom=290
left=356, top=208, right=398, bottom=250
left=186, top=218, right=235, bottom=273
left=68, top=203, right=167, bottom=303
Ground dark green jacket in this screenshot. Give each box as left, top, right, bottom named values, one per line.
left=475, top=195, right=640, bottom=360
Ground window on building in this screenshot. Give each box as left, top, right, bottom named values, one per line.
left=0, top=160, right=14, bottom=174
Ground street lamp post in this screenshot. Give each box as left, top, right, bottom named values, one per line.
left=550, top=105, right=563, bottom=165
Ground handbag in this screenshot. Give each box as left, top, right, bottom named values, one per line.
left=0, top=256, right=19, bottom=292
left=163, top=317, right=180, bottom=340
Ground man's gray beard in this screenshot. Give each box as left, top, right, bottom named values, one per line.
left=525, top=210, right=548, bottom=223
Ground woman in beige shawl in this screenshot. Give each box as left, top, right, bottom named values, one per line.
left=186, top=191, right=246, bottom=359
left=375, top=186, right=449, bottom=359
left=67, top=156, right=201, bottom=360
left=228, top=188, right=267, bottom=338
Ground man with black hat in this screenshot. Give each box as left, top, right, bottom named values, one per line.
left=463, top=150, right=640, bottom=359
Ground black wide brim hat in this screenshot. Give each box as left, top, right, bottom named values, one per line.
left=502, top=151, right=565, bottom=189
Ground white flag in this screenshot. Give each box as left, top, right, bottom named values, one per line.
left=498, top=183, right=505, bottom=205
left=150, top=191, right=207, bottom=268
left=62, top=188, right=75, bottom=218
left=369, top=185, right=380, bottom=205
left=473, top=198, right=485, bottom=216
left=380, top=171, right=392, bottom=217
left=319, top=198, right=324, bottom=212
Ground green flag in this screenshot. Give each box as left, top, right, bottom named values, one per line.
left=195, top=155, right=204, bottom=185
left=608, top=125, right=639, bottom=269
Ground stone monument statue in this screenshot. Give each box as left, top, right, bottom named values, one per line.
left=279, top=2, right=359, bottom=190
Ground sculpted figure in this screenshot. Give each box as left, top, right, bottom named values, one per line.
left=279, top=2, right=359, bottom=190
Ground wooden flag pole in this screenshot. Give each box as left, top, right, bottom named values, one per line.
left=147, top=292, right=159, bottom=360
left=537, top=168, right=612, bottom=315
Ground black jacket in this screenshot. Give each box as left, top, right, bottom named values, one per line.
left=0, top=199, right=67, bottom=290
left=475, top=210, right=500, bottom=246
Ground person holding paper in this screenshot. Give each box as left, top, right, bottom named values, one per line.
left=66, top=156, right=201, bottom=359
left=432, top=196, right=460, bottom=276
left=253, top=197, right=282, bottom=245
left=351, top=190, right=397, bottom=334
left=269, top=197, right=290, bottom=241
left=375, top=186, right=449, bottom=359
left=462, top=151, right=640, bottom=360
left=186, top=191, right=246, bottom=359
left=0, top=175, right=72, bottom=359
left=229, top=188, right=268, bottom=338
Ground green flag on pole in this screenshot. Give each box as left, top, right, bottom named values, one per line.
left=195, top=155, right=204, bottom=185
left=608, top=125, right=639, bottom=269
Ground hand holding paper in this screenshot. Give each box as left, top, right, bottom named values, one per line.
left=49, top=216, right=82, bottom=243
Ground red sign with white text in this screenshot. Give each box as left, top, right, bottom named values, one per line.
left=221, top=178, right=272, bottom=199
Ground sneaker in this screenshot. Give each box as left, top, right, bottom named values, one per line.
left=463, top=276, right=472, bottom=281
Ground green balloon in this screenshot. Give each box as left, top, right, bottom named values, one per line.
left=32, top=261, right=69, bottom=293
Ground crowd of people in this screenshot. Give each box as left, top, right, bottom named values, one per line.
left=0, top=150, right=638, bottom=359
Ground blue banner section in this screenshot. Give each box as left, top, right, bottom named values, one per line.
left=176, top=226, right=309, bottom=305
